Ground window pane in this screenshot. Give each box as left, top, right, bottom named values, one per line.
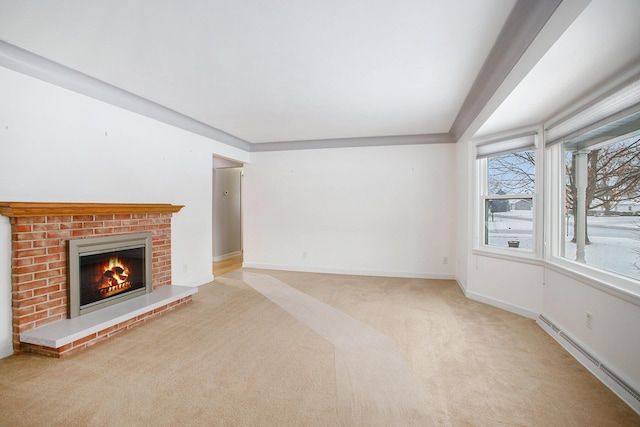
left=563, top=132, right=640, bottom=281
left=487, top=151, right=535, bottom=195
left=485, top=198, right=533, bottom=249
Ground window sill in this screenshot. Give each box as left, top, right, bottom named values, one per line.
left=545, top=259, right=640, bottom=307
left=471, top=251, right=640, bottom=305
left=472, top=247, right=544, bottom=266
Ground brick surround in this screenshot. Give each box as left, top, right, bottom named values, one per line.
left=1, top=202, right=187, bottom=357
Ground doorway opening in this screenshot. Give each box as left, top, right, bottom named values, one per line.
left=213, top=156, right=244, bottom=277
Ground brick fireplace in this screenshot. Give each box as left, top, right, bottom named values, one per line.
left=0, top=202, right=197, bottom=357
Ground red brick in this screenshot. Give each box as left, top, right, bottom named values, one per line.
left=18, top=310, right=49, bottom=324
left=15, top=279, right=49, bottom=292
left=34, top=254, right=61, bottom=264
left=34, top=269, right=61, bottom=280
left=15, top=305, right=35, bottom=317
left=94, top=227, right=115, bottom=235
left=47, top=246, right=66, bottom=255
left=14, top=258, right=34, bottom=267
left=126, top=319, right=146, bottom=330
left=49, top=260, right=66, bottom=270
left=47, top=275, right=66, bottom=286
left=13, top=217, right=34, bottom=225
left=12, top=241, right=33, bottom=251
left=13, top=248, right=47, bottom=258
left=56, top=342, right=74, bottom=353
left=72, top=215, right=94, bottom=222
left=15, top=225, right=32, bottom=233
left=33, top=238, right=62, bottom=248
left=60, top=222, right=82, bottom=230
left=33, top=284, right=62, bottom=296
left=97, top=325, right=120, bottom=337
left=47, top=230, right=73, bottom=239
left=13, top=273, right=34, bottom=284
left=72, top=229, right=94, bottom=237
left=82, top=221, right=104, bottom=228
left=35, top=300, right=63, bottom=312
left=14, top=264, right=47, bottom=275
left=49, top=305, right=67, bottom=317
left=15, top=293, right=48, bottom=306
left=95, top=214, right=115, bottom=221
left=118, top=318, right=137, bottom=329
left=33, top=223, right=60, bottom=231
left=13, top=290, right=34, bottom=300
left=14, top=232, right=47, bottom=241
left=47, top=216, right=72, bottom=223
left=48, top=290, right=67, bottom=301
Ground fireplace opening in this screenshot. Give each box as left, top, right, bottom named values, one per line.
left=69, top=233, right=153, bottom=318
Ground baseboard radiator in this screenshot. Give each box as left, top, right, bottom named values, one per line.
left=538, top=315, right=640, bottom=411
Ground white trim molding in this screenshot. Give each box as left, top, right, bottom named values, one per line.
left=0, top=40, right=251, bottom=151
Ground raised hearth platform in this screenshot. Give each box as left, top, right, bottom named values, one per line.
left=20, top=285, right=197, bottom=357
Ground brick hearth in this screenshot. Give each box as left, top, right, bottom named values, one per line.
left=0, top=202, right=195, bottom=357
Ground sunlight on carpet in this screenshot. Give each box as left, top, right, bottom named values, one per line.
left=236, top=271, right=434, bottom=426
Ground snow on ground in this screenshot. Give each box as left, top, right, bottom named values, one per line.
left=487, top=211, right=640, bottom=281
left=565, top=237, right=638, bottom=281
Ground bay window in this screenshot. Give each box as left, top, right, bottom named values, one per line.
left=546, top=72, right=640, bottom=285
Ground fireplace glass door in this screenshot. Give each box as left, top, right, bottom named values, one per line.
left=79, top=247, right=146, bottom=306
left=69, top=232, right=153, bottom=317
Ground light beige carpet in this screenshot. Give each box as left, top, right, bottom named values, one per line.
left=0, top=269, right=638, bottom=426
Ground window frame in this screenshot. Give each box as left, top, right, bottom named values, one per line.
left=544, top=68, right=640, bottom=296
left=473, top=126, right=543, bottom=260
left=545, top=135, right=640, bottom=295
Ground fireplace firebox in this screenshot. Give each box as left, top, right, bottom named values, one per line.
left=68, top=233, right=153, bottom=318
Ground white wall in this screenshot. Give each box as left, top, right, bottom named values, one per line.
left=0, top=66, right=249, bottom=357
left=213, top=168, right=242, bottom=260
left=543, top=268, right=640, bottom=392
left=455, top=138, right=470, bottom=290
left=0, top=216, right=11, bottom=359
left=243, top=143, right=456, bottom=278
left=466, top=255, right=543, bottom=319
left=456, top=138, right=543, bottom=319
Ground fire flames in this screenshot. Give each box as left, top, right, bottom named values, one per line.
left=99, top=257, right=132, bottom=297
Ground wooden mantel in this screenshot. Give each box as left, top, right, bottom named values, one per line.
left=0, top=202, right=184, bottom=217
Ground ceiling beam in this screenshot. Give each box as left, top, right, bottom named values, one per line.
left=250, top=133, right=454, bottom=152
left=450, top=0, right=591, bottom=143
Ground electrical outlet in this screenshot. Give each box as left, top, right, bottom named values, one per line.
left=443, top=256, right=448, bottom=265
left=302, top=252, right=307, bottom=259
left=586, top=312, right=593, bottom=329
left=183, top=264, right=188, bottom=273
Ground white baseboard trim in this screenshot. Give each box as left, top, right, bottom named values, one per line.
left=537, top=315, right=640, bottom=415
left=461, top=288, right=539, bottom=320
left=242, top=263, right=456, bottom=280
left=213, top=251, right=242, bottom=262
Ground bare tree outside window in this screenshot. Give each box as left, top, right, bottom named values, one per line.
left=564, top=134, right=640, bottom=279
left=488, top=151, right=536, bottom=195
left=565, top=136, right=640, bottom=243
left=484, top=151, right=535, bottom=249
